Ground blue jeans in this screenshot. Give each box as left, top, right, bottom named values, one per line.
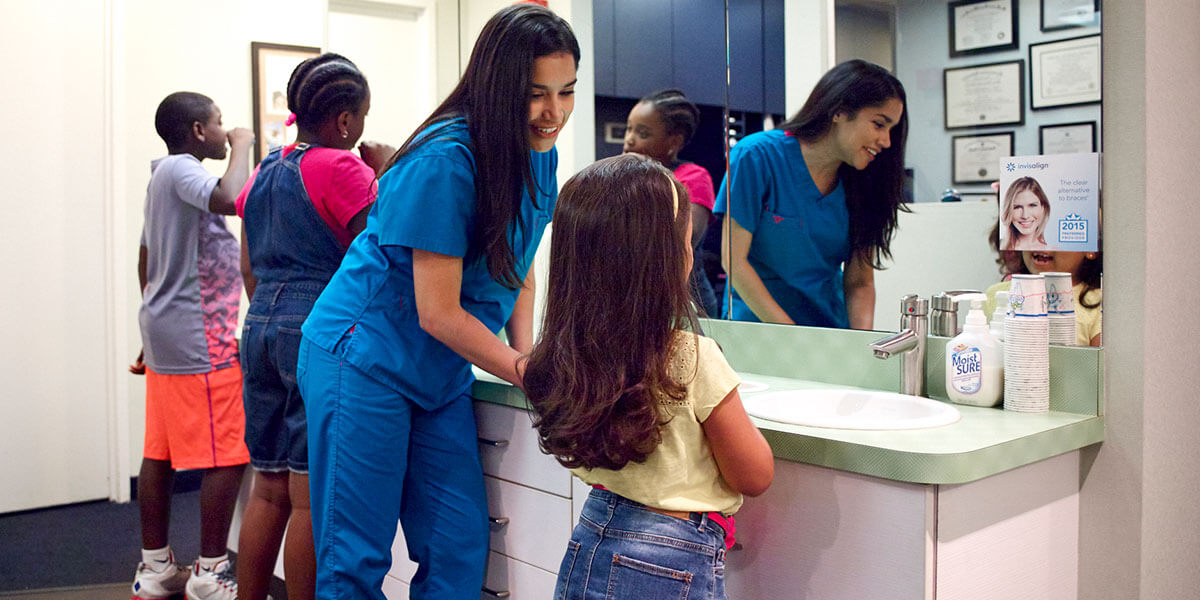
left=241, top=280, right=324, bottom=472
left=555, top=488, right=728, bottom=600
left=298, top=337, right=489, bottom=600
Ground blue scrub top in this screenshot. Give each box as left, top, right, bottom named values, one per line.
left=714, top=129, right=850, bottom=328
left=302, top=119, right=557, bottom=409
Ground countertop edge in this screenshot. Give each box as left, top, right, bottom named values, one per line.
left=470, top=379, right=1104, bottom=485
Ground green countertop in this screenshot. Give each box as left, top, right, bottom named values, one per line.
left=470, top=369, right=1104, bottom=485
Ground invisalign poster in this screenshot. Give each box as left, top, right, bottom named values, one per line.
left=998, top=152, right=1100, bottom=252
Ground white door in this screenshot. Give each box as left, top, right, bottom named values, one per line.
left=328, top=0, right=441, bottom=148
left=0, top=3, right=112, bottom=513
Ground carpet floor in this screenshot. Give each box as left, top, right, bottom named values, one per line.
left=0, top=487, right=200, bottom=593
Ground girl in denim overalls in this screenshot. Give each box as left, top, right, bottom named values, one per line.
left=525, top=154, right=776, bottom=599
left=235, top=53, right=389, bottom=600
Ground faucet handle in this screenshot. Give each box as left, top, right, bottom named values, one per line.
left=900, top=294, right=928, bottom=316
left=931, top=289, right=982, bottom=312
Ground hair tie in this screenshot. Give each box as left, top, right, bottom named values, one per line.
left=284, top=113, right=296, bottom=126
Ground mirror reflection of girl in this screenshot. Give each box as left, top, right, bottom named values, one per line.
left=622, top=89, right=719, bottom=315
left=294, top=5, right=579, bottom=598
left=717, top=60, right=908, bottom=329
left=1001, top=176, right=1051, bottom=250
left=525, top=154, right=774, bottom=599
left=984, top=250, right=1102, bottom=346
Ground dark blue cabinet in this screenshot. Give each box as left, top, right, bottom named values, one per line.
left=594, top=0, right=782, bottom=114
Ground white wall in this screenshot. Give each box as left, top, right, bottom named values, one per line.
left=0, top=1, right=114, bottom=511
left=1080, top=1, right=1200, bottom=598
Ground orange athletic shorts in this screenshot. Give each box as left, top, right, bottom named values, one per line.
left=144, top=365, right=250, bottom=469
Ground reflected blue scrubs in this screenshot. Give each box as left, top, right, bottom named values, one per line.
left=297, top=119, right=556, bottom=599
left=714, top=129, right=851, bottom=328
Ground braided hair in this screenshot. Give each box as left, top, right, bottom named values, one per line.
left=286, top=53, right=369, bottom=132
left=639, top=89, right=700, bottom=147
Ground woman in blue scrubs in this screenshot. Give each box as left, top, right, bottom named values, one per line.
left=295, top=5, right=579, bottom=598
left=716, top=60, right=908, bottom=329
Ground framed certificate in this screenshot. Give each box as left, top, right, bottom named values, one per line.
left=1039, top=121, right=1096, bottom=154
left=952, top=131, right=1014, bottom=184
left=1041, top=0, right=1100, bottom=32
left=948, top=0, right=1019, bottom=57
left=251, top=42, right=321, bottom=163
left=1030, top=35, right=1102, bottom=109
left=944, top=60, right=1025, bottom=130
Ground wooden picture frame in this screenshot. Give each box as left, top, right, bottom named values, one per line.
left=952, top=131, right=1014, bottom=184
left=948, top=0, right=1019, bottom=58
left=251, top=42, right=321, bottom=163
left=1029, top=35, right=1101, bottom=110
left=944, top=60, right=1025, bottom=130
left=1039, top=121, right=1097, bottom=154
left=1040, top=0, right=1100, bottom=32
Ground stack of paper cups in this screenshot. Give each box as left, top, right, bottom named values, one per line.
left=1004, top=274, right=1050, bottom=413
left=1043, top=272, right=1076, bottom=346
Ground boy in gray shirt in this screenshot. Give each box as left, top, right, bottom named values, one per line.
left=131, top=91, right=252, bottom=600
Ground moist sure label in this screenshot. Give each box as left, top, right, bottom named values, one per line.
left=950, top=344, right=983, bottom=394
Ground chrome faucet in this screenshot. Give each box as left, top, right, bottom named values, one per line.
left=869, top=295, right=929, bottom=397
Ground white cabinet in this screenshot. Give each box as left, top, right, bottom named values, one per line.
left=382, top=401, right=577, bottom=599
left=726, top=451, right=1081, bottom=600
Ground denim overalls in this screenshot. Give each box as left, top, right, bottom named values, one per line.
left=241, top=144, right=346, bottom=472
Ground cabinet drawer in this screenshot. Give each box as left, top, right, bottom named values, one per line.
left=485, top=475, right=574, bottom=572
left=474, top=401, right=572, bottom=497
left=483, top=551, right=558, bottom=599
left=388, top=521, right=419, bottom=584
left=382, top=574, right=410, bottom=599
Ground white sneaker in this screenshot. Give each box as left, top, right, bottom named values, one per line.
left=184, top=558, right=238, bottom=600
left=131, top=554, right=190, bottom=599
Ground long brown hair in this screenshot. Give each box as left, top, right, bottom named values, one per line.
left=383, top=4, right=579, bottom=288
left=524, top=154, right=696, bottom=470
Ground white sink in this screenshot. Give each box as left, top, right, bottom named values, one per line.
left=743, top=389, right=961, bottom=430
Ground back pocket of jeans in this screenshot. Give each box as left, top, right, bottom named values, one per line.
left=554, top=540, right=582, bottom=600
left=605, top=554, right=692, bottom=600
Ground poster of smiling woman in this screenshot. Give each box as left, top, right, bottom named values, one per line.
left=998, top=152, right=1099, bottom=252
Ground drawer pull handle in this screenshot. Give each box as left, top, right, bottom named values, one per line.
left=482, top=586, right=511, bottom=598
left=488, top=516, right=510, bottom=527
left=478, top=437, right=510, bottom=447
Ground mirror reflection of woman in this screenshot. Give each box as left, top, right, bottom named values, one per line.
left=717, top=60, right=908, bottom=329
left=623, top=89, right=718, bottom=315
left=1001, top=176, right=1051, bottom=250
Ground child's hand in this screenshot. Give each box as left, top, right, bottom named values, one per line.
left=227, top=127, right=255, bottom=149
left=359, top=141, right=397, bottom=176
left=129, top=349, right=146, bottom=375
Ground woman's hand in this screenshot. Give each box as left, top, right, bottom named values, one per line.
left=129, top=349, right=146, bottom=375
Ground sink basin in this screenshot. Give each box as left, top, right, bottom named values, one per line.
left=743, top=389, right=961, bottom=430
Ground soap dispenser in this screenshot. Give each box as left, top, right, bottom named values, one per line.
left=945, top=293, right=1003, bottom=407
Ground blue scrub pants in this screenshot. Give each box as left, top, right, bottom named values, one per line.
left=297, top=336, right=489, bottom=599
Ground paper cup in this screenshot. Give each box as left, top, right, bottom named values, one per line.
left=1043, top=272, right=1075, bottom=314
left=1008, top=274, right=1047, bottom=317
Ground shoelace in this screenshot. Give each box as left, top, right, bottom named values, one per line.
left=212, top=566, right=238, bottom=590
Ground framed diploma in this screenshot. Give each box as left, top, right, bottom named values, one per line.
left=1041, top=0, right=1100, bottom=32
left=1029, top=35, right=1101, bottom=109
left=1039, top=121, right=1096, bottom=154
left=251, top=42, right=321, bottom=163
left=952, top=131, right=1014, bottom=184
left=948, top=0, right=1019, bottom=57
left=944, top=60, right=1025, bottom=130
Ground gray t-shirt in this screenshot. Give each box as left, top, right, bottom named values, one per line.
left=138, top=154, right=242, bottom=374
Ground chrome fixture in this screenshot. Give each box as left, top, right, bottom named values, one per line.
left=870, top=294, right=929, bottom=397
left=930, top=289, right=982, bottom=337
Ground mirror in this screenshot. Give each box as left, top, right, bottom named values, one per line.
left=721, top=0, right=1103, bottom=344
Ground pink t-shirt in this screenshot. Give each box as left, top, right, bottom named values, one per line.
left=236, top=144, right=377, bottom=248
left=674, top=162, right=716, bottom=212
